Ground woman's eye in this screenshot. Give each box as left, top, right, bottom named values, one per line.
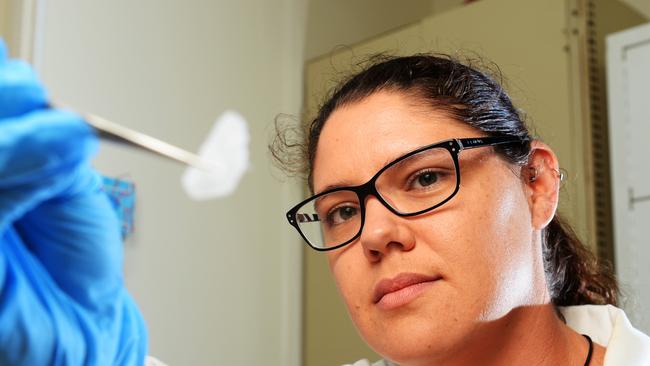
left=327, top=205, right=358, bottom=225
left=417, top=171, right=438, bottom=186
left=410, top=170, right=440, bottom=189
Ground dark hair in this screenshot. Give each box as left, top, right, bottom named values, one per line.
left=272, top=54, right=618, bottom=306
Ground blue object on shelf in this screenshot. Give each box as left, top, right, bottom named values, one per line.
left=102, top=176, right=136, bottom=239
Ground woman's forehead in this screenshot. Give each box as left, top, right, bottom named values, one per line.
left=312, top=92, right=479, bottom=192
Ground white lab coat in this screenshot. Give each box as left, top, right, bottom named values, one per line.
left=346, top=305, right=650, bottom=366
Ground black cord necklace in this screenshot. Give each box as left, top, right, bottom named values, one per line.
left=582, top=334, right=593, bottom=366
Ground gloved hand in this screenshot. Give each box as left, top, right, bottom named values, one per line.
left=0, top=39, right=147, bottom=365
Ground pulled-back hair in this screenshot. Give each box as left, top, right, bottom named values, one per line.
left=272, top=54, right=617, bottom=306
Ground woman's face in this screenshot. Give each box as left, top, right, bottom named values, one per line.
left=313, top=91, right=546, bottom=364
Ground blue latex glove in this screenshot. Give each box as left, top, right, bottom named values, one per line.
left=0, top=40, right=147, bottom=365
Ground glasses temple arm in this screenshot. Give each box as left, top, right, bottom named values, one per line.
left=457, top=136, right=529, bottom=150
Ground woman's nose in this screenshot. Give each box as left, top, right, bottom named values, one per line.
left=359, top=196, right=415, bottom=262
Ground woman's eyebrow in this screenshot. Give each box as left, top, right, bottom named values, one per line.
left=316, top=181, right=356, bottom=195
left=314, top=153, right=415, bottom=195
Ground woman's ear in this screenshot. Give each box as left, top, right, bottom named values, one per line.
left=523, top=141, right=561, bottom=230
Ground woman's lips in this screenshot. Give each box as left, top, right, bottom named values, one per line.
left=373, top=272, right=441, bottom=310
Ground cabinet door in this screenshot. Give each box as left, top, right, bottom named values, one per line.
left=419, top=0, right=586, bottom=238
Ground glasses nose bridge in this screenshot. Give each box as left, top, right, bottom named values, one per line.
left=355, top=176, right=393, bottom=215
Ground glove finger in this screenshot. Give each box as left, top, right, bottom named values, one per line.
left=0, top=109, right=97, bottom=229
left=0, top=226, right=147, bottom=364
left=0, top=57, right=48, bottom=119
left=15, top=167, right=125, bottom=311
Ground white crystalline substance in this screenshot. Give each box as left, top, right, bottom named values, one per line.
left=182, top=110, right=250, bottom=200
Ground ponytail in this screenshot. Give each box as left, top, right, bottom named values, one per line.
left=543, top=214, right=618, bottom=306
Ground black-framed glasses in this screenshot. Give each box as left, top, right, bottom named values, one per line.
left=286, top=136, right=527, bottom=251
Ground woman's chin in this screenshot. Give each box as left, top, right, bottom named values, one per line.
left=359, top=314, right=471, bottom=365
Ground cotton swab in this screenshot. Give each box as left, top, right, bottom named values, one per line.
left=181, top=110, right=250, bottom=200
left=52, top=102, right=250, bottom=199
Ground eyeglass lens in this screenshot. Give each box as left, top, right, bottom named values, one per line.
left=294, top=146, right=458, bottom=249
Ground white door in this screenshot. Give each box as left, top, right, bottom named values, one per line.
left=608, top=21, right=650, bottom=334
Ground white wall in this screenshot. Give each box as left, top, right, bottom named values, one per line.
left=33, top=1, right=305, bottom=364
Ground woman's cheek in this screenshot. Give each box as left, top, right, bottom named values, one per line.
left=424, top=185, right=525, bottom=318
left=329, top=252, right=366, bottom=312
left=472, top=185, right=535, bottom=320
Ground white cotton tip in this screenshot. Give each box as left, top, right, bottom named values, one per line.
left=181, top=110, right=250, bottom=200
